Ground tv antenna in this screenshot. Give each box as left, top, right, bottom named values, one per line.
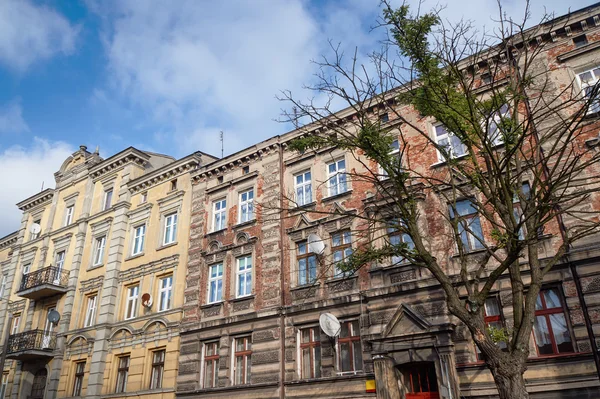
left=220, top=131, right=224, bottom=158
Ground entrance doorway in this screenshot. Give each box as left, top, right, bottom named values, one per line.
left=400, top=362, right=440, bottom=399
left=30, top=369, right=47, bottom=399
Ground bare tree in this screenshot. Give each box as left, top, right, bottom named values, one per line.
left=277, top=1, right=600, bottom=398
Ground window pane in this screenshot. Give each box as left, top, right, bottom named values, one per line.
left=533, top=316, right=553, bottom=355
left=353, top=340, right=363, bottom=371
left=340, top=342, right=351, bottom=371
left=549, top=313, right=574, bottom=353
left=543, top=288, right=562, bottom=309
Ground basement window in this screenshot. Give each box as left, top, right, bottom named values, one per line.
left=574, top=35, right=588, bottom=48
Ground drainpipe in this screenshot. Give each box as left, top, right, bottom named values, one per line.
left=278, top=141, right=287, bottom=399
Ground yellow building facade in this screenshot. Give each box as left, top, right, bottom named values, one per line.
left=0, top=146, right=216, bottom=399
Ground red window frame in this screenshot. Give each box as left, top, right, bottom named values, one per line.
left=234, top=337, right=251, bottom=385
left=532, top=288, right=574, bottom=356
left=203, top=342, right=219, bottom=388
left=475, top=297, right=505, bottom=361
left=300, top=327, right=321, bottom=379
left=338, top=320, right=362, bottom=373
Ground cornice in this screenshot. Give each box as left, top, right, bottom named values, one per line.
left=0, top=232, right=18, bottom=250
left=128, top=153, right=203, bottom=194
left=17, top=189, right=54, bottom=211
left=89, top=147, right=150, bottom=180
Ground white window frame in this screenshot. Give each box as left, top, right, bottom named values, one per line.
left=0, top=275, right=8, bottom=299
left=55, top=251, right=66, bottom=270
left=577, top=66, right=600, bottom=114
left=0, top=373, right=8, bottom=399
left=103, top=189, right=113, bottom=211
left=486, top=104, right=510, bottom=146
left=294, top=170, right=312, bottom=206
left=22, top=262, right=31, bottom=276
left=11, top=314, right=20, bottom=335
left=212, top=199, right=227, bottom=232
left=124, top=285, right=139, bottom=320
left=332, top=231, right=353, bottom=277
left=434, top=124, right=466, bottom=161
left=93, top=235, right=106, bottom=266
left=236, top=256, right=252, bottom=298
left=131, top=224, right=146, bottom=256
left=64, top=205, right=74, bottom=226
left=84, top=295, right=97, bottom=327
left=158, top=275, right=173, bottom=311
left=163, top=213, right=178, bottom=245
left=378, top=138, right=400, bottom=179
left=238, top=189, right=254, bottom=223
left=140, top=192, right=148, bottom=204
left=327, top=159, right=348, bottom=197
left=207, top=264, right=223, bottom=304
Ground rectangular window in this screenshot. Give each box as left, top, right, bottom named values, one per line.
left=236, top=256, right=252, bottom=298
left=103, top=189, right=113, bottom=211
left=300, top=327, right=321, bottom=379
left=55, top=251, right=66, bottom=271
left=163, top=213, right=178, bottom=245
left=213, top=199, right=227, bottom=231
left=208, top=264, right=223, bottom=303
left=0, top=276, right=6, bottom=298
left=487, top=104, right=510, bottom=146
left=203, top=342, right=219, bottom=388
left=84, top=295, right=97, bottom=327
left=297, top=241, right=317, bottom=286
left=327, top=159, right=348, bottom=196
left=0, top=373, right=8, bottom=399
left=434, top=124, right=466, bottom=161
left=140, top=192, right=148, bottom=204
left=30, top=219, right=41, bottom=240
left=387, top=220, right=414, bottom=265
left=532, top=287, right=574, bottom=356
left=338, top=320, right=362, bottom=373
left=378, top=138, right=400, bottom=179
left=449, top=200, right=484, bottom=252
left=64, top=205, right=74, bottom=226
left=476, top=297, right=506, bottom=360
left=233, top=337, right=251, bottom=385
left=578, top=67, right=600, bottom=114
left=170, top=179, right=177, bottom=191
left=238, top=189, right=254, bottom=223
left=132, top=224, right=146, bottom=255
left=574, top=34, right=588, bottom=48
left=294, top=170, right=312, bottom=206
left=150, top=350, right=165, bottom=389
left=73, top=361, right=86, bottom=396
left=125, top=285, right=139, bottom=320
left=158, top=275, right=173, bottom=311
left=332, top=231, right=352, bottom=277
left=115, top=355, right=130, bottom=393
left=513, top=182, right=530, bottom=241
left=93, top=236, right=106, bottom=266
left=11, top=314, right=20, bottom=335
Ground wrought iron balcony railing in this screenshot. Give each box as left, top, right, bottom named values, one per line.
left=7, top=329, right=56, bottom=356
left=19, top=266, right=69, bottom=292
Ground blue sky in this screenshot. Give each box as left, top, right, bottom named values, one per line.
left=0, top=0, right=593, bottom=235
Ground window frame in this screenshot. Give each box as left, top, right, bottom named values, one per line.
left=531, top=287, right=575, bottom=357
left=55, top=250, right=66, bottom=270
left=433, top=123, right=467, bottom=161
left=236, top=256, right=252, bottom=298
left=84, top=294, right=97, bottom=328
left=203, top=341, right=220, bottom=388
left=131, top=224, right=146, bottom=256
left=64, top=205, right=74, bottom=226
left=475, top=296, right=506, bottom=361
left=299, top=326, right=321, bottom=379
left=0, top=373, right=8, bottom=399
left=72, top=360, right=86, bottom=396
left=238, top=189, right=255, bottom=224
left=207, top=263, right=224, bottom=304
left=378, top=138, right=400, bottom=179
left=149, top=349, right=166, bottom=389
left=11, top=313, right=20, bottom=335
left=103, top=189, right=113, bottom=211
left=486, top=104, right=510, bottom=147
left=577, top=66, right=600, bottom=114
left=212, top=198, right=227, bottom=232
left=115, top=355, right=130, bottom=393
left=30, top=219, right=41, bottom=240
left=337, top=320, right=363, bottom=374
left=92, top=235, right=107, bottom=266
left=331, top=231, right=352, bottom=277
left=449, top=199, right=485, bottom=253
left=326, top=159, right=348, bottom=197
left=124, top=285, right=139, bottom=320
left=386, top=219, right=414, bottom=265
left=163, top=212, right=178, bottom=245
left=158, top=275, right=173, bottom=311
left=233, top=336, right=252, bottom=385
left=294, top=170, right=312, bottom=206
left=297, top=241, right=317, bottom=286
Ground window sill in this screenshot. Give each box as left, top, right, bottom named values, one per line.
left=325, top=274, right=358, bottom=284
left=125, top=252, right=145, bottom=262
left=87, top=263, right=104, bottom=271
left=206, top=228, right=227, bottom=237
left=430, top=153, right=469, bottom=169
left=229, top=294, right=255, bottom=303
left=101, top=388, right=175, bottom=398
left=200, top=301, right=223, bottom=309
left=322, top=190, right=352, bottom=203
left=233, top=219, right=256, bottom=229
left=451, top=248, right=487, bottom=258
left=156, top=242, right=178, bottom=251
left=291, top=283, right=319, bottom=291
left=289, top=201, right=316, bottom=214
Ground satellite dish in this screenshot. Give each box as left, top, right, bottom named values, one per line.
left=307, top=234, right=326, bottom=255
left=319, top=313, right=341, bottom=337
left=30, top=223, right=41, bottom=234
left=47, top=310, right=61, bottom=324
left=141, top=293, right=153, bottom=308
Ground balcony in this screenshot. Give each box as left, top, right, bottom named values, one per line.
left=17, top=266, right=69, bottom=300
left=6, top=329, right=56, bottom=361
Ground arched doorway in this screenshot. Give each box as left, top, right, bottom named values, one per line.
left=30, top=369, right=47, bottom=399
left=399, top=362, right=439, bottom=399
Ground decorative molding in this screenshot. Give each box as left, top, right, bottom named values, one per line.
left=205, top=171, right=259, bottom=195
left=17, top=189, right=54, bottom=211
left=0, top=232, right=18, bottom=249
left=79, top=276, right=104, bottom=293
left=90, top=217, right=113, bottom=235
left=52, top=233, right=73, bottom=251
left=118, top=254, right=179, bottom=283
left=90, top=147, right=151, bottom=180
left=127, top=203, right=153, bottom=224
left=128, top=152, right=205, bottom=193
left=193, top=144, right=280, bottom=182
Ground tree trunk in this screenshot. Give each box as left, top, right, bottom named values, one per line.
left=491, top=368, right=529, bottom=399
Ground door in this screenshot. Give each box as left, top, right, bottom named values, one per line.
left=30, top=369, right=47, bottom=399
left=401, top=363, right=440, bottom=399
left=42, top=308, right=55, bottom=349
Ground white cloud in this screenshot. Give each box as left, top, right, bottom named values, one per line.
left=0, top=99, right=29, bottom=134
left=0, top=138, right=74, bottom=236
left=0, top=0, right=79, bottom=71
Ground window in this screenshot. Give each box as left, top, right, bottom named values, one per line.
left=449, top=200, right=484, bottom=252
left=297, top=241, right=317, bottom=285
left=487, top=104, right=510, bottom=146
left=476, top=297, right=506, bottom=360
left=238, top=189, right=254, bottom=223
left=55, top=251, right=66, bottom=271
left=574, top=34, right=588, bottom=48
left=163, top=213, right=178, bottom=245
left=208, top=264, right=223, bottom=303
left=0, top=373, right=7, bottom=399
left=327, top=159, right=348, bottom=196
left=379, top=113, right=389, bottom=123
left=150, top=350, right=165, bottom=389
left=30, top=219, right=41, bottom=240
left=22, top=262, right=31, bottom=276
left=294, top=171, right=312, bottom=206
left=125, top=285, right=139, bottom=320
left=115, top=355, right=130, bottom=393
left=378, top=138, right=400, bottom=179
left=217, top=176, right=224, bottom=184
left=233, top=337, right=251, bottom=385
left=242, top=165, right=250, bottom=175
left=236, top=256, right=252, bottom=298
left=203, top=342, right=220, bottom=388
left=332, top=231, right=352, bottom=277
left=170, top=179, right=177, bottom=191
left=513, top=182, right=531, bottom=241
left=11, top=314, right=20, bottom=335
left=84, top=295, right=97, bottom=327
left=140, top=192, right=148, bottom=204
left=387, top=220, right=414, bottom=265
left=132, top=224, right=146, bottom=255
left=213, top=199, right=227, bottom=231
left=73, top=361, right=86, bottom=396
left=0, top=276, right=6, bottom=298
left=300, top=327, right=321, bottom=379
left=64, top=206, right=74, bottom=226
left=103, top=189, right=113, bottom=211
left=578, top=67, right=600, bottom=114
left=93, top=236, right=106, bottom=266
left=532, top=287, right=574, bottom=356
left=338, top=320, right=362, bottom=373
left=158, top=275, right=173, bottom=311
left=481, top=72, right=492, bottom=85
left=434, top=124, right=466, bottom=161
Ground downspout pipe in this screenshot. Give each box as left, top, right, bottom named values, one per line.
left=278, top=141, right=287, bottom=399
